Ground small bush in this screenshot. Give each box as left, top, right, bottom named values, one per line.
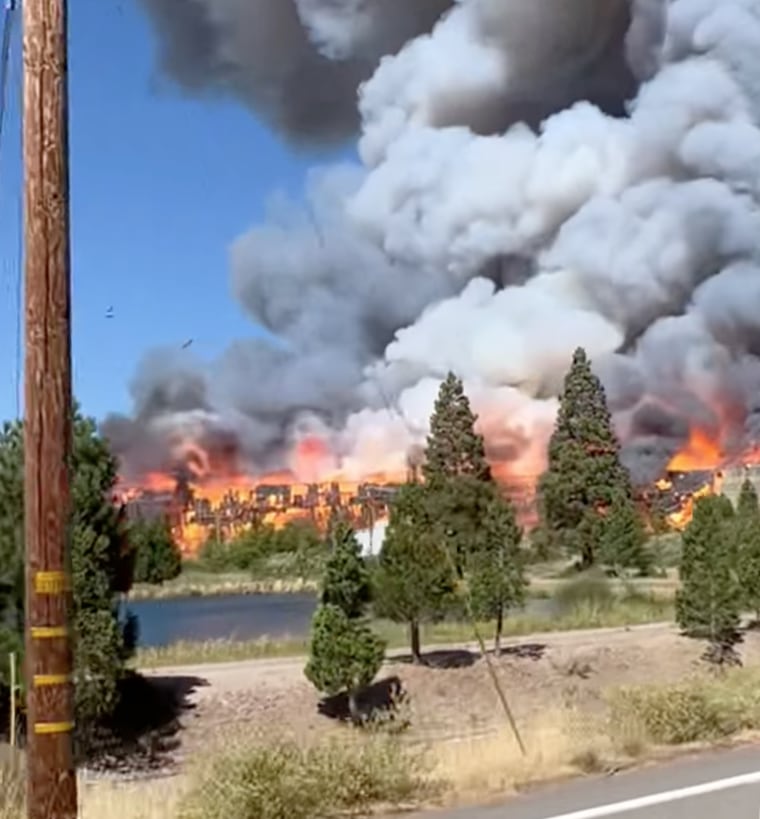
left=609, top=670, right=760, bottom=746
left=553, top=573, right=614, bottom=614
left=178, top=736, right=427, bottom=819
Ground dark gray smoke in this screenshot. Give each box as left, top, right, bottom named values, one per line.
left=108, top=0, right=760, bottom=486
left=138, top=0, right=454, bottom=144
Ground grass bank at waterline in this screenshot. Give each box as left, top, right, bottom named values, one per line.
left=129, top=570, right=319, bottom=601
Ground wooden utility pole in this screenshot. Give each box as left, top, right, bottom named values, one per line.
left=22, top=0, right=77, bottom=817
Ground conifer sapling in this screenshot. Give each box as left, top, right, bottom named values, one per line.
left=305, top=521, right=385, bottom=721
left=468, top=492, right=526, bottom=655
left=736, top=478, right=760, bottom=621
left=676, top=494, right=741, bottom=665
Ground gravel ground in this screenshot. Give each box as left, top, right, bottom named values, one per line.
left=136, top=622, right=760, bottom=765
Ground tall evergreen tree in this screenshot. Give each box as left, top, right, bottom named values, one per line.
left=0, top=412, right=136, bottom=733
left=468, top=493, right=526, bottom=654
left=676, top=494, right=741, bottom=664
left=423, top=372, right=494, bottom=574
left=423, top=372, right=491, bottom=483
left=373, top=482, right=457, bottom=663
left=0, top=422, right=24, bottom=667
left=305, top=522, right=385, bottom=722
left=735, top=478, right=760, bottom=619
left=538, top=347, right=638, bottom=568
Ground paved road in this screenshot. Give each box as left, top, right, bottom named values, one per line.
left=407, top=744, right=760, bottom=818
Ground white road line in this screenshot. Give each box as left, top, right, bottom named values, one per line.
left=541, top=769, right=760, bottom=819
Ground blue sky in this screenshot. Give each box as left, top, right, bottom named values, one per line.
left=0, top=1, right=346, bottom=423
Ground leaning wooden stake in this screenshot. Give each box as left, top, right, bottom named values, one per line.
left=441, top=542, right=526, bottom=756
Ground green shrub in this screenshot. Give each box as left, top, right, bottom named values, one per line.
left=177, top=736, right=427, bottom=819
left=198, top=521, right=324, bottom=574
left=609, top=671, right=760, bottom=745
left=553, top=572, right=614, bottom=614
left=130, top=517, right=182, bottom=585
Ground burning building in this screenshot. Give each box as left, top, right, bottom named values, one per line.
left=106, top=1, right=760, bottom=548
left=118, top=470, right=403, bottom=556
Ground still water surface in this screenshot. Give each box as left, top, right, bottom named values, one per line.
left=130, top=593, right=555, bottom=648
left=130, top=593, right=318, bottom=648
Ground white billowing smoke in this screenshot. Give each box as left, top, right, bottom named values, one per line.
left=107, top=0, right=760, bottom=488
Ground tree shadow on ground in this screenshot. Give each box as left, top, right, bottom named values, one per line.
left=393, top=649, right=478, bottom=669
left=1, top=672, right=207, bottom=774
left=318, top=675, right=408, bottom=726
left=496, top=642, right=547, bottom=661
left=392, top=641, right=547, bottom=669
left=82, top=671, right=208, bottom=774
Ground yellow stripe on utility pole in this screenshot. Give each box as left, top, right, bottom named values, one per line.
left=33, top=721, right=74, bottom=736
left=33, top=571, right=71, bottom=595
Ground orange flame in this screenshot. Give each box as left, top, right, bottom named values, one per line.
left=116, top=434, right=549, bottom=557
left=117, top=416, right=760, bottom=552
left=666, top=427, right=724, bottom=472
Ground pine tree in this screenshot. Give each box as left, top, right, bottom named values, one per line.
left=538, top=347, right=638, bottom=568
left=468, top=492, right=526, bottom=654
left=735, top=478, right=760, bottom=620
left=304, top=605, right=385, bottom=723
left=423, top=372, right=494, bottom=574
left=423, top=372, right=491, bottom=483
left=599, top=492, right=651, bottom=576
left=373, top=481, right=457, bottom=663
left=0, top=412, right=136, bottom=735
left=676, top=494, right=741, bottom=664
left=321, top=519, right=372, bottom=618
left=305, top=521, right=385, bottom=721
left=0, top=422, right=24, bottom=670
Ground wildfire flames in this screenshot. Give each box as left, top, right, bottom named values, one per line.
left=116, top=425, right=760, bottom=557
left=116, top=435, right=409, bottom=556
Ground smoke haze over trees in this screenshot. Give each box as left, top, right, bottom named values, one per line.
left=107, top=1, right=760, bottom=488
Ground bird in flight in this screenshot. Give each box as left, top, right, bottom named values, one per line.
left=182, top=339, right=193, bottom=349
left=105, top=306, right=114, bottom=319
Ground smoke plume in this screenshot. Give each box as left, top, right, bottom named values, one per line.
left=109, top=0, right=760, bottom=487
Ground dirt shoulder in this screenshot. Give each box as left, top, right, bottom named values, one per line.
left=144, top=620, right=730, bottom=761
left=141, top=621, right=673, bottom=696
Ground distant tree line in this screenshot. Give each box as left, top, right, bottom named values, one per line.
left=198, top=518, right=324, bottom=574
